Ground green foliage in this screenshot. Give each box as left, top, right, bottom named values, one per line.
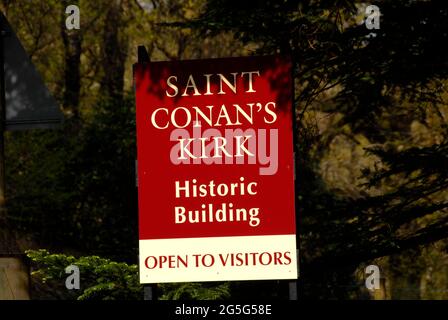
left=7, top=96, right=138, bottom=261
left=26, top=249, right=231, bottom=300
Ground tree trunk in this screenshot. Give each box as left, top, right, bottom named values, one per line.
left=60, top=0, right=82, bottom=120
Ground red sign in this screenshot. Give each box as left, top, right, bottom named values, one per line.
left=135, top=55, right=297, bottom=283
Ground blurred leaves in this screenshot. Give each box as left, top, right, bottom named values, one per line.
left=26, top=249, right=231, bottom=300
left=26, top=249, right=142, bottom=300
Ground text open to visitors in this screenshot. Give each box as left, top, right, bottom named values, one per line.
left=134, top=55, right=297, bottom=283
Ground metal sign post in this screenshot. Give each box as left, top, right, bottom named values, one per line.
left=137, top=45, right=157, bottom=301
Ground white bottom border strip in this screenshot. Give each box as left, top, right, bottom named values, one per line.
left=139, top=234, right=298, bottom=283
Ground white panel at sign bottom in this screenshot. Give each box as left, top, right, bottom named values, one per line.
left=139, top=234, right=298, bottom=283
